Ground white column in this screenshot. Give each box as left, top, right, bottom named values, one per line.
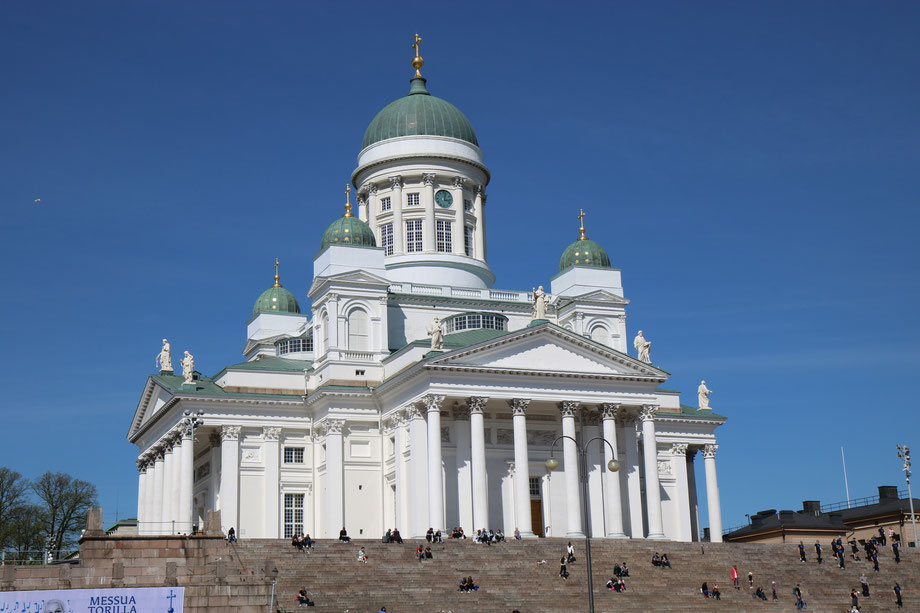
left=364, top=183, right=378, bottom=230
left=375, top=295, right=389, bottom=355
left=423, top=173, right=436, bottom=252
left=208, top=432, right=221, bottom=515
left=424, top=394, right=445, bottom=532
left=559, top=401, right=584, bottom=538
left=264, top=427, right=281, bottom=538
left=159, top=441, right=174, bottom=535
left=469, top=396, right=489, bottom=532
left=324, top=420, right=345, bottom=538
left=623, top=420, right=644, bottom=538
left=357, top=193, right=368, bottom=223
left=473, top=185, right=486, bottom=261
left=143, top=455, right=157, bottom=536
left=393, top=412, right=409, bottom=532
left=584, top=414, right=604, bottom=538
left=326, top=293, right=340, bottom=357
left=136, top=460, right=148, bottom=536
left=389, top=176, right=404, bottom=255
left=219, top=425, right=240, bottom=535
left=170, top=435, right=182, bottom=533
left=639, top=405, right=665, bottom=539
left=687, top=450, right=700, bottom=541
left=451, top=176, right=465, bottom=255
left=703, top=444, right=723, bottom=542
left=151, top=448, right=164, bottom=535
left=671, top=443, right=692, bottom=542
left=510, top=398, right=534, bottom=537
left=600, top=404, right=626, bottom=538
left=179, top=426, right=194, bottom=533
left=453, top=405, right=473, bottom=533
left=408, top=404, right=430, bottom=537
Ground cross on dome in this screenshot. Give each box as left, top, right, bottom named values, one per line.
left=273, top=257, right=281, bottom=287
left=411, top=33, right=424, bottom=77
left=578, top=208, right=588, bottom=241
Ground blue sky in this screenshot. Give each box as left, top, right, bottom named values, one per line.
left=1, top=1, right=918, bottom=534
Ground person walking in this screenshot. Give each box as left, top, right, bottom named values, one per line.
left=559, top=556, right=569, bottom=580
left=859, top=573, right=870, bottom=598
left=793, top=584, right=805, bottom=610
left=850, top=588, right=860, bottom=610
left=731, top=566, right=739, bottom=589
left=798, top=542, right=807, bottom=563
left=748, top=571, right=754, bottom=588
left=893, top=540, right=901, bottom=563
left=894, top=583, right=902, bottom=608
left=814, top=541, right=822, bottom=564
left=772, top=581, right=778, bottom=601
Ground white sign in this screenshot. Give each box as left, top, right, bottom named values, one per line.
left=0, top=587, right=183, bottom=613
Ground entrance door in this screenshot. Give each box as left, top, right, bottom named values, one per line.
left=530, top=500, right=544, bottom=537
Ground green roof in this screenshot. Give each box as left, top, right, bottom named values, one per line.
left=320, top=214, right=376, bottom=250
left=218, top=356, right=313, bottom=373
left=253, top=284, right=300, bottom=317
left=362, top=77, right=478, bottom=149
left=559, top=237, right=611, bottom=272
left=150, top=373, right=302, bottom=399
left=679, top=404, right=727, bottom=420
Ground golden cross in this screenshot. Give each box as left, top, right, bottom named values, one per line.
left=412, top=33, right=422, bottom=57
left=273, top=258, right=280, bottom=287
left=578, top=208, right=587, bottom=239
left=411, top=33, right=424, bottom=77
left=344, top=183, right=353, bottom=217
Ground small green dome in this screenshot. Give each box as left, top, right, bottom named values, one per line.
left=320, top=214, right=377, bottom=250
left=253, top=285, right=300, bottom=317
left=362, top=77, right=478, bottom=149
left=559, top=238, right=611, bottom=272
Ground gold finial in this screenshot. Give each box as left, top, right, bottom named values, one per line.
left=578, top=208, right=587, bottom=240
left=344, top=183, right=354, bottom=217
left=411, top=33, right=424, bottom=77
left=273, top=258, right=281, bottom=287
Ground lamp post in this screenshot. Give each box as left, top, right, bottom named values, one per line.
left=896, top=445, right=919, bottom=548
left=268, top=566, right=279, bottom=613
left=546, top=435, right=619, bottom=613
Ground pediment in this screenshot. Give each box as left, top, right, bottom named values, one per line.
left=127, top=377, right=176, bottom=441
left=428, top=324, right=666, bottom=380
left=557, top=289, right=628, bottom=306
left=309, top=269, right=390, bottom=295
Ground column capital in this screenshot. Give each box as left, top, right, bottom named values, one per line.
left=702, top=443, right=719, bottom=459
left=506, top=461, right=515, bottom=477
left=469, top=396, right=489, bottom=414
left=153, top=444, right=166, bottom=460
left=508, top=398, right=530, bottom=416
left=137, top=459, right=147, bottom=473
left=364, top=182, right=378, bottom=195
left=405, top=403, right=427, bottom=421
left=475, top=184, right=485, bottom=196
left=670, top=442, right=689, bottom=457
left=452, top=175, right=466, bottom=188
left=221, top=425, right=241, bottom=441
left=422, top=394, right=445, bottom=413
left=422, top=173, right=437, bottom=186
left=638, top=405, right=659, bottom=422
left=327, top=292, right=339, bottom=303
left=452, top=404, right=471, bottom=421
left=558, top=400, right=580, bottom=418
left=263, top=426, right=281, bottom=441
left=388, top=175, right=403, bottom=189
left=599, top=403, right=620, bottom=420
left=325, top=419, right=346, bottom=437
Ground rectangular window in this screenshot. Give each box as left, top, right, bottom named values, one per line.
left=380, top=196, right=391, bottom=212
left=283, top=493, right=304, bottom=538
left=464, top=225, right=474, bottom=257
left=529, top=477, right=541, bottom=498
left=405, top=219, right=423, bottom=252
left=407, top=192, right=420, bottom=207
left=463, top=198, right=473, bottom=212
left=283, top=447, right=304, bottom=464
left=380, top=223, right=394, bottom=256
left=436, top=220, right=452, bottom=253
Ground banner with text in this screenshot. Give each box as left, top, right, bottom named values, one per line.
left=0, top=587, right=184, bottom=613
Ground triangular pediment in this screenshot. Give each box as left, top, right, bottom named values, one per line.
left=309, top=269, right=390, bottom=295
left=556, top=289, right=628, bottom=306
left=127, top=377, right=176, bottom=441
left=428, top=323, right=667, bottom=380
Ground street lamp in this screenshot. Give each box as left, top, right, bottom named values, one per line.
left=545, top=435, right=619, bottom=613
left=897, top=445, right=919, bottom=548
left=269, top=566, right=279, bottom=613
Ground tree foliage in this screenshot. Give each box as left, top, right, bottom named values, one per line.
left=0, top=467, right=29, bottom=547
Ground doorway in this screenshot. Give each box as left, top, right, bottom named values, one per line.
left=529, top=476, right=543, bottom=536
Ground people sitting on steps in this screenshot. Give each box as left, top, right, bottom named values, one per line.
left=753, top=586, right=768, bottom=601
left=226, top=527, right=237, bottom=543
left=338, top=527, right=350, bottom=542
left=357, top=546, right=367, bottom=564
left=296, top=587, right=315, bottom=607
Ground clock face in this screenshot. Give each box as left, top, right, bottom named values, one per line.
left=435, top=189, right=453, bottom=208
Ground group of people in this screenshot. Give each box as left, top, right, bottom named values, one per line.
left=425, top=527, right=443, bottom=543
left=475, top=528, right=505, bottom=544
left=290, top=533, right=314, bottom=550
left=458, top=576, right=478, bottom=592
left=605, top=576, right=626, bottom=592
left=296, top=587, right=315, bottom=607
left=651, top=552, right=672, bottom=568
left=381, top=528, right=404, bottom=543
left=700, top=582, right=721, bottom=599
left=415, top=544, right=434, bottom=561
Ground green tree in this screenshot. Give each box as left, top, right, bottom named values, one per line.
left=5, top=504, right=45, bottom=560
left=0, top=467, right=29, bottom=548
left=32, top=472, right=98, bottom=557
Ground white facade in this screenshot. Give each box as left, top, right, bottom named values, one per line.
left=127, top=64, right=725, bottom=543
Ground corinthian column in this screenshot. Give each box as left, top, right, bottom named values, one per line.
left=671, top=443, right=692, bottom=542
left=424, top=394, right=445, bottom=532
left=473, top=185, right=486, bottom=260
left=600, top=403, right=626, bottom=538
left=264, top=426, right=281, bottom=538
left=390, top=176, right=404, bottom=255
left=136, top=460, right=148, bottom=536
left=559, top=401, right=584, bottom=538
left=510, top=398, right=534, bottom=538
left=423, top=173, right=436, bottom=252
left=451, top=176, right=465, bottom=255
left=324, top=420, right=345, bottom=538
left=179, top=425, right=194, bottom=533
left=453, top=404, right=473, bottom=532
left=469, top=396, right=489, bottom=532
left=703, top=444, right=723, bottom=542
left=639, top=405, right=665, bottom=539
left=151, top=447, right=164, bottom=535
left=160, top=439, right=175, bottom=534
left=219, top=425, right=241, bottom=535
left=407, top=403, right=429, bottom=537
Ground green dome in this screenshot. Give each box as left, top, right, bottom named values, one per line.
left=362, top=77, right=478, bottom=149
left=320, top=214, right=377, bottom=250
left=559, top=238, right=611, bottom=272
left=253, top=285, right=300, bottom=317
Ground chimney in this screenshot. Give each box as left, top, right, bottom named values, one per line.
left=878, top=485, right=899, bottom=501
left=802, top=500, right=821, bottom=515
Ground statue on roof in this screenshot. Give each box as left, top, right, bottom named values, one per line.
left=634, top=330, right=651, bottom=364
left=181, top=351, right=195, bottom=385
left=698, top=380, right=712, bottom=410
left=532, top=286, right=548, bottom=321
left=156, top=339, right=173, bottom=372
left=427, top=317, right=443, bottom=350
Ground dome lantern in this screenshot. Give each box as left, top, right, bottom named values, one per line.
left=253, top=258, right=301, bottom=317
left=319, top=183, right=377, bottom=250
left=558, top=209, right=612, bottom=272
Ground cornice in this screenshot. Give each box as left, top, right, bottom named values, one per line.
left=352, top=152, right=491, bottom=186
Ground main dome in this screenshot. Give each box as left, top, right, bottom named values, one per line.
left=362, top=77, right=478, bottom=150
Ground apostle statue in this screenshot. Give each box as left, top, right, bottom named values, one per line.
left=427, top=317, right=443, bottom=350
left=633, top=330, right=651, bottom=363
left=532, top=286, right=548, bottom=321
left=698, top=380, right=712, bottom=410
left=181, top=351, right=195, bottom=384
left=156, top=338, right=173, bottom=372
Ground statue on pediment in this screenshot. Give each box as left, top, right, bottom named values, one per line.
left=427, top=317, right=443, bottom=350
left=698, top=380, right=712, bottom=410
left=634, top=330, right=651, bottom=363
left=532, top=286, right=548, bottom=321
left=156, top=339, right=173, bottom=372
left=181, top=351, right=195, bottom=384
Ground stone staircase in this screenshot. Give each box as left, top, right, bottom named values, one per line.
left=228, top=537, right=916, bottom=612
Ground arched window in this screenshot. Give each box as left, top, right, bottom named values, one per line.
left=443, top=312, right=508, bottom=334
left=347, top=308, right=369, bottom=351
left=321, top=312, right=329, bottom=355
left=590, top=325, right=609, bottom=346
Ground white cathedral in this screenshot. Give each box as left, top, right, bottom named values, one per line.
left=128, top=42, right=726, bottom=543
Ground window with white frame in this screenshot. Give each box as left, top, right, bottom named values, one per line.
left=321, top=312, right=329, bottom=354
left=284, top=447, right=304, bottom=464
left=380, top=196, right=391, bottom=212
left=464, top=225, right=474, bottom=257
left=405, top=219, right=423, bottom=252
left=380, top=223, right=394, bottom=256
left=443, top=312, right=508, bottom=334
left=283, top=493, right=304, bottom=538
left=529, top=477, right=541, bottom=498
left=347, top=308, right=369, bottom=351
left=463, top=198, right=473, bottom=212
left=407, top=192, right=420, bottom=207
left=278, top=338, right=313, bottom=355
left=436, top=220, right=452, bottom=253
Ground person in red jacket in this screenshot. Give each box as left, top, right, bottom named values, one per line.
left=731, top=566, right=739, bottom=589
